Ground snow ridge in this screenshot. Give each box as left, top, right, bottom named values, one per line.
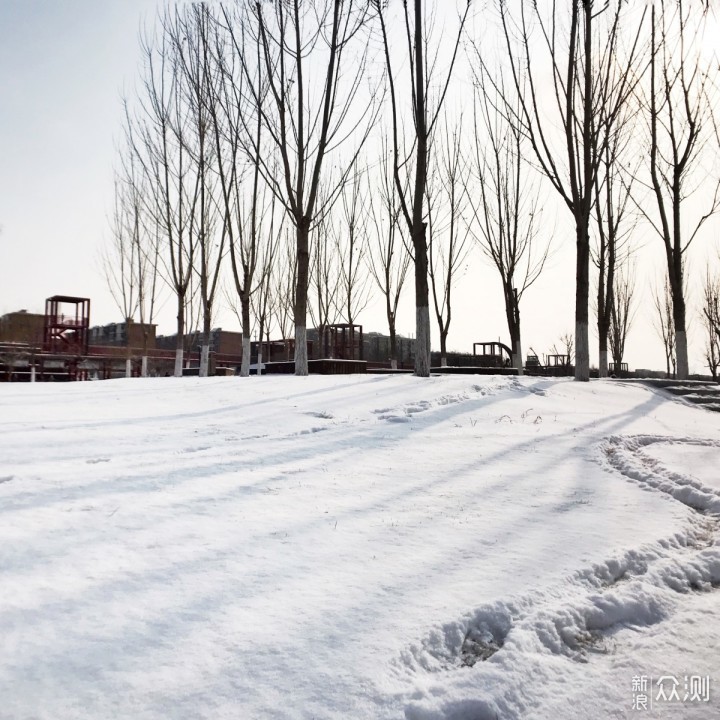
left=399, top=433, right=720, bottom=720
left=599, top=435, right=720, bottom=514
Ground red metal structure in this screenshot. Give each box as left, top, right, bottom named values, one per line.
left=43, top=296, right=90, bottom=355
left=472, top=341, right=512, bottom=368
left=326, top=324, right=363, bottom=360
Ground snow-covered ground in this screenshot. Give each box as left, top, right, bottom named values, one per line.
left=1, top=374, right=719, bottom=719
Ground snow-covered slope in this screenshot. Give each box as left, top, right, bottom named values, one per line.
left=1, top=375, right=719, bottom=719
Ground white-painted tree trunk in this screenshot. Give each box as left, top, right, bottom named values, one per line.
left=199, top=345, right=210, bottom=378
left=515, top=337, right=524, bottom=376
left=440, top=356, right=447, bottom=367
left=240, top=336, right=251, bottom=377
left=257, top=350, right=263, bottom=376
left=390, top=358, right=398, bottom=370
left=174, top=349, right=183, bottom=378
left=676, top=329, right=689, bottom=380
left=30, top=364, right=36, bottom=383
left=599, top=350, right=609, bottom=377
left=415, top=306, right=431, bottom=378
left=295, top=325, right=308, bottom=376
left=125, top=358, right=132, bottom=379
left=141, top=356, right=148, bottom=378
left=575, top=320, right=590, bottom=381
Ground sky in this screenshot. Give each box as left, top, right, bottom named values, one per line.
left=0, top=0, right=718, bottom=374
left=0, top=0, right=161, bottom=324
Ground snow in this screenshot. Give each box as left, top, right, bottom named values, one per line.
left=1, top=374, right=719, bottom=719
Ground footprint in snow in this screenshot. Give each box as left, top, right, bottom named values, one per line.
left=86, top=457, right=111, bottom=464
left=294, top=427, right=328, bottom=436
left=405, top=401, right=431, bottom=414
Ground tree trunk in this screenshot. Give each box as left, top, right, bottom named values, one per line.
left=199, top=307, right=211, bottom=378
left=174, top=302, right=184, bottom=378
left=199, top=345, right=210, bottom=377
left=125, top=357, right=132, bottom=378
left=141, top=332, right=149, bottom=378
left=673, top=281, right=689, bottom=379
left=389, top=331, right=397, bottom=368
left=576, top=319, right=589, bottom=381
left=507, top=288, right=523, bottom=375
left=388, top=307, right=398, bottom=369
left=440, top=333, right=447, bottom=367
left=30, top=364, right=36, bottom=383
left=575, top=227, right=590, bottom=381
left=597, top=249, right=610, bottom=379
left=600, top=349, right=609, bottom=375
left=240, top=296, right=251, bottom=377
left=294, top=219, right=310, bottom=376
left=598, top=331, right=609, bottom=377
left=514, top=333, right=524, bottom=376
left=241, top=336, right=251, bottom=377
left=413, top=227, right=431, bottom=378
left=295, top=326, right=308, bottom=376
left=676, top=329, right=689, bottom=380
left=415, top=305, right=431, bottom=377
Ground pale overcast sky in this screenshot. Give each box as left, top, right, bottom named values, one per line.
left=0, top=1, right=717, bottom=373
left=0, top=0, right=159, bottom=322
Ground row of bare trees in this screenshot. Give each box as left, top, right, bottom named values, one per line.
left=104, top=0, right=719, bottom=380
left=497, top=0, right=719, bottom=380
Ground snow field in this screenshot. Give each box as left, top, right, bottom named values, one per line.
left=1, top=375, right=719, bottom=719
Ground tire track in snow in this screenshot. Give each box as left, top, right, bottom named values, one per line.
left=599, top=434, right=720, bottom=514
left=397, top=435, right=720, bottom=719
left=371, top=378, right=525, bottom=424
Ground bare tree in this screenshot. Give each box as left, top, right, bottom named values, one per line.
left=334, top=162, right=372, bottom=327
left=105, top=135, right=163, bottom=380
left=653, top=276, right=676, bottom=378
left=426, top=115, right=471, bottom=367
left=309, top=209, right=341, bottom=358
left=638, top=0, right=719, bottom=380
left=136, top=219, right=161, bottom=378
left=702, top=267, right=720, bottom=380
left=251, top=261, right=274, bottom=371
left=210, top=7, right=280, bottom=377
left=184, top=271, right=204, bottom=368
left=608, top=264, right=635, bottom=373
left=498, top=0, right=646, bottom=381
left=272, top=229, right=298, bottom=361
left=551, top=332, right=575, bottom=367
left=249, top=207, right=283, bottom=371
left=132, top=18, right=198, bottom=377
left=234, top=0, right=376, bottom=376
left=367, top=134, right=411, bottom=369
left=170, top=5, right=228, bottom=378
left=465, top=64, right=548, bottom=374
left=375, top=0, right=471, bottom=377
left=104, top=173, right=140, bottom=379
left=592, top=99, right=638, bottom=378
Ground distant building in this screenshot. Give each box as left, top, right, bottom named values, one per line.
left=0, top=309, right=45, bottom=346
left=88, top=319, right=156, bottom=350
left=156, top=327, right=299, bottom=369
